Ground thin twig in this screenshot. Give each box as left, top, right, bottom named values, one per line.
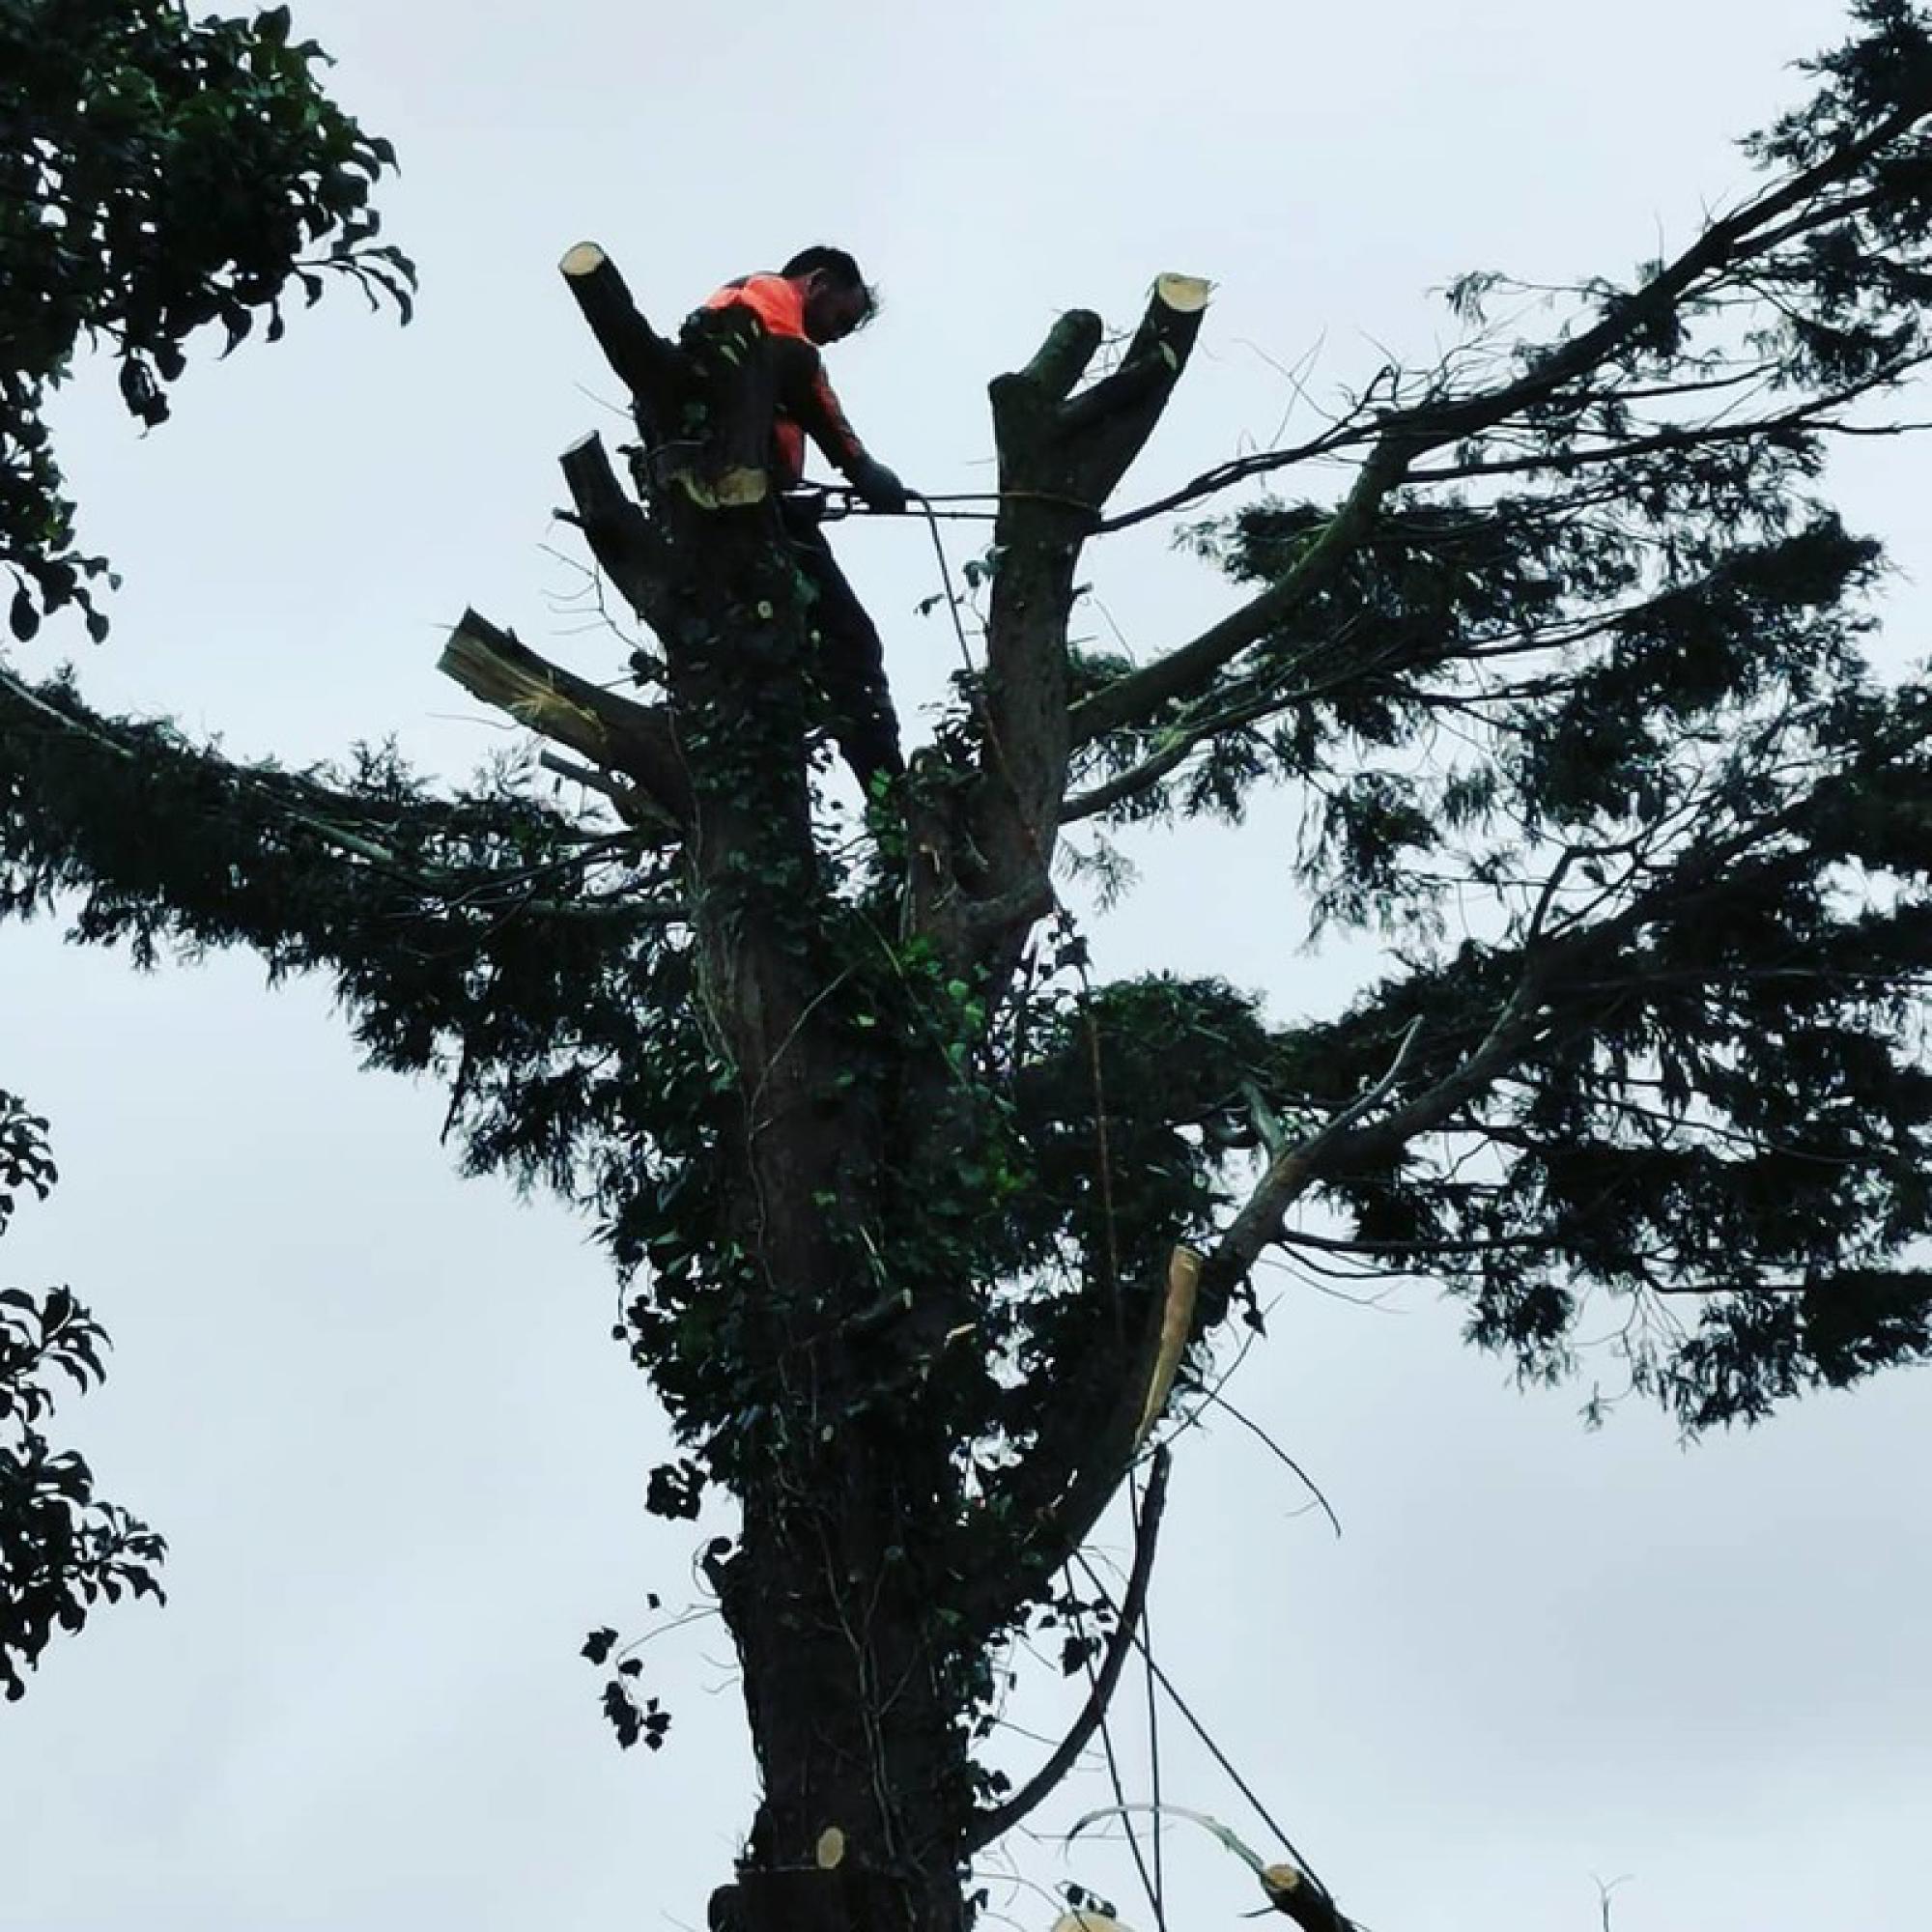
left=964, top=1449, right=1171, bottom=1854
left=1192, top=1388, right=1342, bottom=1540
left=1071, top=1553, right=1332, bottom=1900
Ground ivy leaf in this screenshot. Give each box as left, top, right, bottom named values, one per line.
left=601, top=1680, right=641, bottom=1748
left=644, top=1458, right=705, bottom=1521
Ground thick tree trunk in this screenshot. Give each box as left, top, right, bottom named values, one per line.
left=710, top=1468, right=974, bottom=1932
left=512, top=250, right=1215, bottom=1932
left=656, top=501, right=976, bottom=1932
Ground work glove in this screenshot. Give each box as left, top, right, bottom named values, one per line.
left=846, top=454, right=909, bottom=514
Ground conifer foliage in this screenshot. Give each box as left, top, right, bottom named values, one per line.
left=6, top=5, right=1932, bottom=1928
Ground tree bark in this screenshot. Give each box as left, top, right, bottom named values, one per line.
left=553, top=254, right=983, bottom=1930
left=964, top=274, right=1209, bottom=979
left=488, top=249, right=1214, bottom=1932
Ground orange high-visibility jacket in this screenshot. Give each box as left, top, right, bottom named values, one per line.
left=702, top=274, right=868, bottom=487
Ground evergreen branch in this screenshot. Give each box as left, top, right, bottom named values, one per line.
left=1201, top=712, right=1932, bottom=1321
left=1392, top=104, right=1930, bottom=434
left=0, top=660, right=665, bottom=972
left=1404, top=368, right=1932, bottom=485
left=1068, top=438, right=1412, bottom=746
left=1070, top=92, right=1932, bottom=750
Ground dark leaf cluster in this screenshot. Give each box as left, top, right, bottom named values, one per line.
left=11, top=13, right=1932, bottom=1868
left=0, top=1092, right=164, bottom=1699
left=0, top=0, right=413, bottom=636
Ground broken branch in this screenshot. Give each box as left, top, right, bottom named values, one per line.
left=439, top=608, right=690, bottom=828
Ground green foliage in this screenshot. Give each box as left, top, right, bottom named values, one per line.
left=1231, top=678, right=1932, bottom=1425
left=1042, top=2, right=1932, bottom=1427
left=8, top=9, right=1932, bottom=1455
left=7, top=9, right=1932, bottom=1856
left=0, top=1092, right=165, bottom=1699
left=0, top=0, right=412, bottom=637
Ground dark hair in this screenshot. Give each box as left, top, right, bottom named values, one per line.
left=781, top=244, right=879, bottom=327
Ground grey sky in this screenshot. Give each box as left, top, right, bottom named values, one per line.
left=4, top=2, right=1929, bottom=1928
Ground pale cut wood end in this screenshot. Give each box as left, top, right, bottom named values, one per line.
left=1153, top=272, right=1212, bottom=313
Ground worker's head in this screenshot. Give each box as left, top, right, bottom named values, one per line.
left=782, top=244, right=877, bottom=345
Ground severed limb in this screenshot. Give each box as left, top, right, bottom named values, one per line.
left=953, top=273, right=1213, bottom=976
left=439, top=608, right=690, bottom=832
left=1067, top=99, right=1932, bottom=756
left=559, top=243, right=768, bottom=508
left=1069, top=1804, right=1358, bottom=1932
left=556, top=432, right=683, bottom=642
left=557, top=241, right=684, bottom=420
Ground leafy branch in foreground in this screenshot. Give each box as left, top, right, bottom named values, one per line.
left=0, top=1092, right=164, bottom=1700
left=0, top=0, right=414, bottom=639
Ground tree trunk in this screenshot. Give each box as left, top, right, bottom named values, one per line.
left=524, top=250, right=1213, bottom=1932
left=661, top=502, right=977, bottom=1932
left=709, top=1467, right=974, bottom=1932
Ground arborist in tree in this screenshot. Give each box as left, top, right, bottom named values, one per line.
left=688, top=245, right=913, bottom=797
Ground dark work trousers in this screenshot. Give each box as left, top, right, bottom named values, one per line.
left=781, top=498, right=906, bottom=797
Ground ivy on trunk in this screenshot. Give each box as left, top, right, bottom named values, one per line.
left=8, top=6, right=1932, bottom=1927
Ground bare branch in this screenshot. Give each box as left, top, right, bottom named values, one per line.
left=962, top=1448, right=1171, bottom=1854
left=538, top=750, right=651, bottom=819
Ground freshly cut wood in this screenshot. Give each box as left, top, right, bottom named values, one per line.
left=1152, top=271, right=1212, bottom=313
left=557, top=240, right=682, bottom=416
left=1261, top=1863, right=1354, bottom=1932
left=670, top=465, right=769, bottom=509
left=439, top=608, right=690, bottom=827
left=440, top=616, right=608, bottom=763
left=1134, top=1243, right=1201, bottom=1444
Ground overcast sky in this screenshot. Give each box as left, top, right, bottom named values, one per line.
left=5, top=3, right=1931, bottom=1929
